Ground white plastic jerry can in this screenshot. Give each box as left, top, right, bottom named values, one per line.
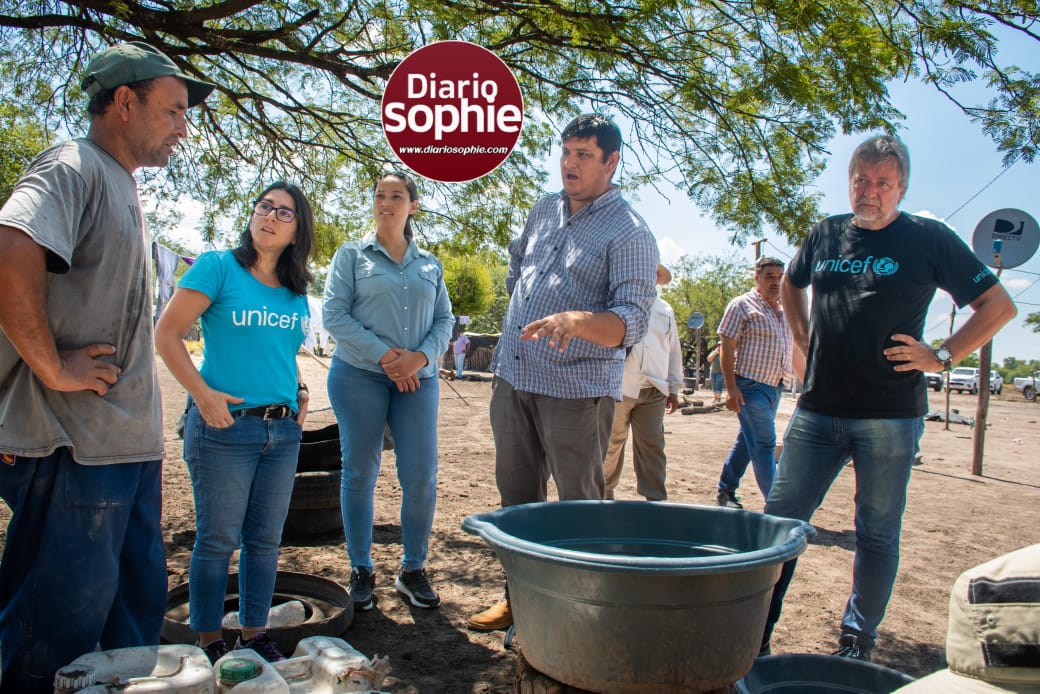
left=272, top=637, right=390, bottom=693
left=213, top=650, right=288, bottom=693
left=53, top=644, right=214, bottom=693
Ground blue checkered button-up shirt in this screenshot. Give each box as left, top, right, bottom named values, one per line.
left=491, top=187, right=659, bottom=400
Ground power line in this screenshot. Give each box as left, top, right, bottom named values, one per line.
left=1012, top=276, right=1040, bottom=299
left=764, top=239, right=792, bottom=261
left=942, top=162, right=1016, bottom=223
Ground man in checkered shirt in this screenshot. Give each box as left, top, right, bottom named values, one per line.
left=713, top=256, right=793, bottom=509
left=467, top=113, right=659, bottom=633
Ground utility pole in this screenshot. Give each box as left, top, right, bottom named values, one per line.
left=944, top=305, right=955, bottom=431
left=972, top=267, right=1002, bottom=476
left=752, top=239, right=765, bottom=260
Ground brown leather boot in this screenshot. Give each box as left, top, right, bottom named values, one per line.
left=466, top=599, right=513, bottom=631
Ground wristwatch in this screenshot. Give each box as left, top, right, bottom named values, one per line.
left=933, top=345, right=953, bottom=371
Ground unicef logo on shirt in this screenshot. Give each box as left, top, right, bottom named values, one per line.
left=813, top=255, right=901, bottom=277
left=872, top=257, right=899, bottom=276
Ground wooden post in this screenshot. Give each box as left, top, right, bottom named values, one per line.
left=972, top=340, right=993, bottom=476
left=971, top=267, right=1002, bottom=475
left=695, top=325, right=703, bottom=390
left=944, top=305, right=955, bottom=431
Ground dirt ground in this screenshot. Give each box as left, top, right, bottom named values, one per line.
left=10, top=354, right=1038, bottom=692
left=151, top=355, right=1040, bottom=691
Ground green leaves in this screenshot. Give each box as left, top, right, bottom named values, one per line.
left=0, top=0, right=1034, bottom=252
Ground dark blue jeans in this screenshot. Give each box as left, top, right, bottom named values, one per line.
left=717, top=376, right=782, bottom=498
left=762, top=408, right=923, bottom=646
left=183, top=407, right=302, bottom=633
left=0, top=448, right=166, bottom=693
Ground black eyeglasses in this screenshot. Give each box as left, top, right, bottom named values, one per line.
left=253, top=200, right=297, bottom=223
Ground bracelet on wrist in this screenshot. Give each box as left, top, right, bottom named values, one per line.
left=297, top=383, right=309, bottom=392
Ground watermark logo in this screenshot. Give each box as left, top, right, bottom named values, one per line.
left=382, top=41, right=524, bottom=183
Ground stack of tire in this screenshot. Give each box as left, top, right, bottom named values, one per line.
left=285, top=423, right=395, bottom=542
left=285, top=424, right=343, bottom=540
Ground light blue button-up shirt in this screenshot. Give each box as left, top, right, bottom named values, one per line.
left=323, top=235, right=454, bottom=378
left=491, top=187, right=659, bottom=400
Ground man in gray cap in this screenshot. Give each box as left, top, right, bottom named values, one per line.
left=0, top=41, right=214, bottom=692
left=895, top=543, right=1040, bottom=693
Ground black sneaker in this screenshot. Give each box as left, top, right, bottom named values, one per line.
left=234, top=632, right=286, bottom=662
left=832, top=633, right=872, bottom=661
left=716, top=489, right=743, bottom=509
left=350, top=566, right=376, bottom=610
left=396, top=568, right=441, bottom=608
left=198, top=638, right=229, bottom=665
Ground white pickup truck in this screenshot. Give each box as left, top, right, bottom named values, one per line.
left=1013, top=371, right=1040, bottom=401
left=948, top=367, right=980, bottom=394
left=947, top=367, right=1004, bottom=395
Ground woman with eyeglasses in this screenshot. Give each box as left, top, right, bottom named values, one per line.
left=323, top=172, right=453, bottom=611
left=155, top=182, right=314, bottom=664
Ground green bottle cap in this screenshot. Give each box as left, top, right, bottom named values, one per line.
left=219, top=657, right=261, bottom=684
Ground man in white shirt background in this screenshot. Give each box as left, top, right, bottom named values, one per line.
left=602, top=264, right=683, bottom=501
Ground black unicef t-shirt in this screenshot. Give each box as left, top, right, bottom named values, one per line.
left=788, top=213, right=998, bottom=418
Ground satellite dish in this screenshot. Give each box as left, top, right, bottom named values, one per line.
left=687, top=312, right=705, bottom=329
left=971, top=208, right=1039, bottom=269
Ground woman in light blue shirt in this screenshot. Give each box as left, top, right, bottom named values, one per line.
left=323, top=171, right=453, bottom=611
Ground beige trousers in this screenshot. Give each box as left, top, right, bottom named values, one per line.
left=602, top=386, right=668, bottom=500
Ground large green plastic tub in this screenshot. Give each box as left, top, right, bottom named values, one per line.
left=462, top=500, right=814, bottom=693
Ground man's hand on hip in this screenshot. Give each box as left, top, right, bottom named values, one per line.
left=53, top=344, right=121, bottom=395
left=884, top=334, right=939, bottom=373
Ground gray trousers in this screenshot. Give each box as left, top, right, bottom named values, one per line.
left=603, top=387, right=668, bottom=500
left=489, top=377, right=614, bottom=507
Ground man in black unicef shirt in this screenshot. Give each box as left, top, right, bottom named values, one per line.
left=760, top=134, right=1016, bottom=661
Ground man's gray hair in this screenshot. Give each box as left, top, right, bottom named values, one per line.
left=848, top=134, right=910, bottom=189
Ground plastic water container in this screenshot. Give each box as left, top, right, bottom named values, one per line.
left=222, top=600, right=307, bottom=630
left=272, top=637, right=390, bottom=693
left=214, top=650, right=287, bottom=693
left=53, top=644, right=214, bottom=693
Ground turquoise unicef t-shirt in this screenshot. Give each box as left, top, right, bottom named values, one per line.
left=179, top=250, right=309, bottom=411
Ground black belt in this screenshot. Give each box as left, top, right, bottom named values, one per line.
left=233, top=404, right=295, bottom=420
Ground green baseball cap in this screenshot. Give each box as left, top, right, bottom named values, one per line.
left=81, top=41, right=215, bottom=108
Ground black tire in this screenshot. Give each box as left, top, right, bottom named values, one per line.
left=284, top=470, right=342, bottom=538
left=994, top=384, right=1002, bottom=395
left=289, top=470, right=341, bottom=510
left=970, top=384, right=978, bottom=395
left=1025, top=385, right=1036, bottom=401
left=283, top=506, right=342, bottom=538
left=932, top=384, right=942, bottom=392
left=297, top=424, right=341, bottom=472
left=162, top=571, right=353, bottom=654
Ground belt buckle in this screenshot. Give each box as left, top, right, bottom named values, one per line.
left=263, top=405, right=280, bottom=421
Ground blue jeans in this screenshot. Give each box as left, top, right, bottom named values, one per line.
left=455, top=352, right=466, bottom=379
left=183, top=407, right=302, bottom=633
left=717, top=377, right=781, bottom=497
left=710, top=372, right=724, bottom=395
left=327, top=358, right=439, bottom=571
left=0, top=448, right=166, bottom=693
left=762, top=407, right=923, bottom=646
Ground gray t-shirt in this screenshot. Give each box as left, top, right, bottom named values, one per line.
left=0, top=138, right=164, bottom=464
